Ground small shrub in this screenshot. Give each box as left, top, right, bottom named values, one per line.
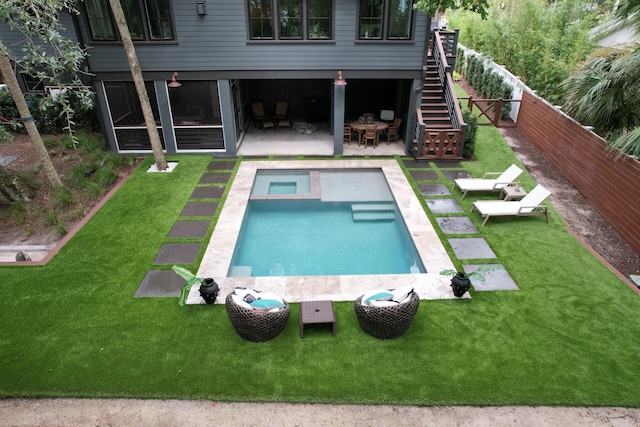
left=84, top=181, right=103, bottom=197
left=56, top=223, right=67, bottom=236
left=54, top=186, right=73, bottom=207
left=0, top=126, right=14, bottom=143
left=94, top=166, right=118, bottom=187
left=462, top=108, right=479, bottom=158
left=42, top=136, right=58, bottom=148
left=68, top=163, right=95, bottom=188
left=42, top=208, right=60, bottom=226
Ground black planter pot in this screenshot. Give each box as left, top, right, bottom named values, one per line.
left=450, top=273, right=471, bottom=297
left=199, top=278, right=219, bottom=304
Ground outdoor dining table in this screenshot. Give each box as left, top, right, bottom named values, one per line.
left=349, top=121, right=389, bottom=146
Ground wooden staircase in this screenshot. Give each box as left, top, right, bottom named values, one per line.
left=421, top=57, right=453, bottom=131
left=411, top=29, right=465, bottom=161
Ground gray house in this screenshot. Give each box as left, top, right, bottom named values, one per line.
left=3, top=0, right=464, bottom=159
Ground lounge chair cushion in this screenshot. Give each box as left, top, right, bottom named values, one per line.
left=250, top=299, right=285, bottom=310
left=231, top=294, right=253, bottom=309
left=391, top=286, right=414, bottom=303
left=363, top=290, right=394, bottom=303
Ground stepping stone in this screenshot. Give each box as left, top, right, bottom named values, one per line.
left=448, top=238, right=496, bottom=259
left=134, top=270, right=185, bottom=297
left=191, top=186, right=225, bottom=199
left=433, top=161, right=462, bottom=168
left=403, top=159, right=430, bottom=168
left=410, top=170, right=439, bottom=181
left=207, top=161, right=236, bottom=171
left=168, top=220, right=210, bottom=238
left=426, top=199, right=463, bottom=214
left=463, top=264, right=519, bottom=291
left=0, top=155, right=18, bottom=166
left=436, top=217, right=478, bottom=234
left=180, top=201, right=218, bottom=217
left=199, top=172, right=231, bottom=184
left=418, top=183, right=451, bottom=196
left=441, top=170, right=471, bottom=180
left=154, top=242, right=201, bottom=264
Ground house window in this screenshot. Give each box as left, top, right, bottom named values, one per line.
left=359, top=0, right=414, bottom=40
left=249, top=0, right=332, bottom=40
left=308, top=0, right=331, bottom=39
left=84, top=0, right=174, bottom=42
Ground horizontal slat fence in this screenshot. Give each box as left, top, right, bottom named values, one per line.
left=516, top=91, right=640, bottom=255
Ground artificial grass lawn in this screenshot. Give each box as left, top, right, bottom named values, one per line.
left=1, top=141, right=640, bottom=406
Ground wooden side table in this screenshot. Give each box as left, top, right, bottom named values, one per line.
left=299, top=300, right=336, bottom=338
left=500, top=185, right=527, bottom=201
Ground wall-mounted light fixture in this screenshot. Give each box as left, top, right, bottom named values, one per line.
left=334, top=70, right=347, bottom=86
left=168, top=72, right=182, bottom=88
left=196, top=1, right=206, bottom=15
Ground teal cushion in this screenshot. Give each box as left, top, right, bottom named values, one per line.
left=250, top=299, right=285, bottom=309
left=364, top=291, right=394, bottom=303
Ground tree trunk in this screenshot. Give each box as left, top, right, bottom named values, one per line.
left=0, top=38, right=63, bottom=187
left=108, top=0, right=167, bottom=171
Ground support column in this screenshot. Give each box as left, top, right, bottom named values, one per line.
left=333, top=71, right=347, bottom=156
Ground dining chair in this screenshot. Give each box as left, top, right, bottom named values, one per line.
left=362, top=125, right=378, bottom=149
left=343, top=123, right=353, bottom=145
left=386, top=117, right=402, bottom=144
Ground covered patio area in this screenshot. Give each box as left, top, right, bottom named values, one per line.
left=237, top=122, right=406, bottom=156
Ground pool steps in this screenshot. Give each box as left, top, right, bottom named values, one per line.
left=351, top=202, right=396, bottom=222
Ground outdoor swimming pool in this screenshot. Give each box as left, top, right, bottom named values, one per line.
left=195, top=159, right=456, bottom=303
left=228, top=169, right=425, bottom=277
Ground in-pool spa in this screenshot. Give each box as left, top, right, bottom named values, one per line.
left=228, top=169, right=425, bottom=277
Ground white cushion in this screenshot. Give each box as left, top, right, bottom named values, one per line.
left=391, top=286, right=413, bottom=303
left=361, top=289, right=392, bottom=304
left=369, top=300, right=399, bottom=308
left=231, top=294, right=253, bottom=309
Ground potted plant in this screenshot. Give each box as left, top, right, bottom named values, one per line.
left=440, top=265, right=503, bottom=297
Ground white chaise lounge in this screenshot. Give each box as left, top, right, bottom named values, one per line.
left=471, top=184, right=552, bottom=227
left=454, top=164, right=523, bottom=199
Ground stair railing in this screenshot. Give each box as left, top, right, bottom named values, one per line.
left=432, top=29, right=465, bottom=135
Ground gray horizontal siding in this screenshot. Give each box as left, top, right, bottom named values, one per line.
left=81, top=0, right=428, bottom=75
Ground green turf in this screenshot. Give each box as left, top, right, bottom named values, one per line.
left=1, top=136, right=639, bottom=406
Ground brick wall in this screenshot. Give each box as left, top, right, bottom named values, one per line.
left=517, top=91, right=640, bottom=255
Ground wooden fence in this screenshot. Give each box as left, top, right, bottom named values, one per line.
left=516, top=91, right=640, bottom=255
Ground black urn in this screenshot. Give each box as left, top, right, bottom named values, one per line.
left=450, top=273, right=471, bottom=297
left=199, top=278, right=219, bottom=304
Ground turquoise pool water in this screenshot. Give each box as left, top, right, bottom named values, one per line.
left=228, top=169, right=425, bottom=277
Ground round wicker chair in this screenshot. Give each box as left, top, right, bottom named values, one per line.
left=225, top=293, right=291, bottom=343
left=354, top=291, right=420, bottom=339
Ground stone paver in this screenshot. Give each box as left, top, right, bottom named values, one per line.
left=134, top=269, right=185, bottom=297
left=418, top=183, right=451, bottom=196
left=449, top=238, right=496, bottom=259
left=0, top=155, right=18, bottom=166
left=199, top=172, right=231, bottom=184
left=409, top=170, right=439, bottom=181
left=180, top=201, right=218, bottom=217
left=442, top=170, right=471, bottom=180
left=168, top=220, right=210, bottom=238
left=207, top=161, right=237, bottom=170
left=436, top=217, right=478, bottom=234
left=463, top=264, right=519, bottom=291
left=426, top=198, right=464, bottom=213
left=154, top=242, right=201, bottom=264
left=191, top=186, right=225, bottom=199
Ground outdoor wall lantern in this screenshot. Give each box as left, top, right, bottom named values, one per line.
left=334, top=70, right=347, bottom=86
left=168, top=72, right=182, bottom=88
left=196, top=1, right=206, bottom=15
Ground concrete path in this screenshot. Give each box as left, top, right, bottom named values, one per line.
left=2, top=399, right=640, bottom=426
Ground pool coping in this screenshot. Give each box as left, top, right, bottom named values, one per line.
left=192, top=159, right=458, bottom=303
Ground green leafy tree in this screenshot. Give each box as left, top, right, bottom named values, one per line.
left=414, top=0, right=491, bottom=18
left=562, top=0, right=640, bottom=158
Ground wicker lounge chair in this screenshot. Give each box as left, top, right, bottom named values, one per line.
left=354, top=290, right=420, bottom=339
left=225, top=293, right=291, bottom=342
